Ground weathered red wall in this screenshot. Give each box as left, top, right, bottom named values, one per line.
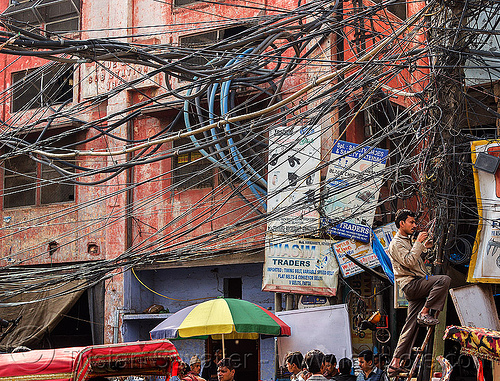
left=0, top=0, right=421, bottom=343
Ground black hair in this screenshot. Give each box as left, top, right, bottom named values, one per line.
left=284, top=351, right=304, bottom=368
left=338, top=358, right=352, bottom=375
left=304, top=350, right=325, bottom=374
left=358, top=350, right=374, bottom=363
left=394, top=209, right=416, bottom=229
left=217, top=358, right=235, bottom=371
left=325, top=354, right=336, bottom=365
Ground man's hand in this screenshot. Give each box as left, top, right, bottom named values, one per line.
left=416, top=231, right=428, bottom=242
left=416, top=231, right=433, bottom=249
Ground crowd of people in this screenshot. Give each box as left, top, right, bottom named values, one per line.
left=285, top=349, right=388, bottom=381
left=173, top=348, right=388, bottom=381
left=175, top=352, right=236, bottom=381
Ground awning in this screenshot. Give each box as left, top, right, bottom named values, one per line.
left=0, top=279, right=86, bottom=351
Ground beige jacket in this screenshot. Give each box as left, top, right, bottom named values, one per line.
left=388, top=231, right=430, bottom=290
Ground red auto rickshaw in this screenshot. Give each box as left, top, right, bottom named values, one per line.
left=0, top=339, right=180, bottom=381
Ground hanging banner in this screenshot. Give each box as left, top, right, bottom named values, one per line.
left=267, top=125, right=321, bottom=236
left=468, top=140, right=500, bottom=283
left=331, top=223, right=397, bottom=278
left=262, top=234, right=339, bottom=296
left=322, top=141, right=389, bottom=242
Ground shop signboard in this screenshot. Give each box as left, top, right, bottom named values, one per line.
left=332, top=223, right=397, bottom=278
left=267, top=125, right=321, bottom=236
left=323, top=140, right=389, bottom=242
left=262, top=233, right=339, bottom=296
left=468, top=140, right=500, bottom=283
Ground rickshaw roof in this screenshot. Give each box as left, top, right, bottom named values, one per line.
left=0, top=339, right=180, bottom=381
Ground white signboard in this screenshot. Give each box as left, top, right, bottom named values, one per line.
left=332, top=223, right=397, bottom=278
left=468, top=140, right=500, bottom=282
left=267, top=125, right=321, bottom=235
left=323, top=141, right=388, bottom=242
left=277, top=305, right=352, bottom=365
left=262, top=234, right=339, bottom=296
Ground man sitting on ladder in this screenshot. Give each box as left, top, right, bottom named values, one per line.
left=387, top=209, right=451, bottom=377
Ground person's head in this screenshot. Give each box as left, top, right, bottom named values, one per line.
left=338, top=358, right=352, bottom=375
left=190, top=355, right=202, bottom=374
left=304, top=350, right=325, bottom=374
left=323, top=354, right=337, bottom=376
left=395, top=209, right=417, bottom=236
left=179, top=362, right=190, bottom=377
left=217, top=358, right=235, bottom=381
left=284, top=351, right=304, bottom=375
left=358, top=350, right=374, bottom=374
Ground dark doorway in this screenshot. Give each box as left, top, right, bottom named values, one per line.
left=41, top=289, right=93, bottom=348
left=207, top=338, right=259, bottom=381
left=224, top=278, right=242, bottom=299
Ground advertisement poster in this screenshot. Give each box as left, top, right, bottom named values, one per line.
left=323, top=141, right=389, bottom=242
left=262, top=234, right=339, bottom=296
left=267, top=125, right=321, bottom=236
left=468, top=140, right=500, bottom=283
left=332, top=223, right=397, bottom=278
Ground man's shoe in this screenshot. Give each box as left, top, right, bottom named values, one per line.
left=387, top=366, right=409, bottom=377
left=416, top=313, right=439, bottom=326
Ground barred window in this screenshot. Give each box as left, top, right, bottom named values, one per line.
left=12, top=65, right=73, bottom=112
left=172, top=136, right=214, bottom=189
left=3, top=133, right=77, bottom=208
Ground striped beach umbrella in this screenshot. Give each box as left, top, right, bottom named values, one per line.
left=150, top=298, right=291, bottom=357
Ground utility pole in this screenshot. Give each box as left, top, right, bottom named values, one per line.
left=423, top=0, right=470, bottom=379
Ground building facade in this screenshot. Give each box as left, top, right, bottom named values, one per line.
left=0, top=0, right=440, bottom=379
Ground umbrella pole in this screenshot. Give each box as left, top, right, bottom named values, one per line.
left=222, top=333, right=225, bottom=358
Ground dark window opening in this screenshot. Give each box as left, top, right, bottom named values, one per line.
left=172, top=136, right=214, bottom=189
left=3, top=0, right=81, bottom=34
left=223, top=278, right=242, bottom=299
left=3, top=154, right=37, bottom=208
left=388, top=3, right=406, bottom=20
left=3, top=133, right=78, bottom=209
left=12, top=65, right=73, bottom=112
left=178, top=25, right=249, bottom=81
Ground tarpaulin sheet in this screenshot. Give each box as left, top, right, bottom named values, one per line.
left=0, top=279, right=85, bottom=351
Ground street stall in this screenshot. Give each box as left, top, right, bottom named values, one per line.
left=0, top=339, right=180, bottom=381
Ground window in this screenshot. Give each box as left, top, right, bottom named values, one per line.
left=3, top=134, right=77, bottom=208
left=223, top=278, right=242, bottom=299
left=172, top=136, right=214, bottom=189
left=3, top=0, right=80, bottom=33
left=12, top=65, right=73, bottom=112
left=178, top=25, right=248, bottom=80
left=3, top=153, right=37, bottom=208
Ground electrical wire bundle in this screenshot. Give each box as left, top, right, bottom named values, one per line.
left=0, top=0, right=499, bottom=302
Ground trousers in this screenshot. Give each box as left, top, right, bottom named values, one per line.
left=393, top=275, right=451, bottom=359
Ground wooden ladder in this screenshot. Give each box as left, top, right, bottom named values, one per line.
left=392, top=316, right=438, bottom=381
